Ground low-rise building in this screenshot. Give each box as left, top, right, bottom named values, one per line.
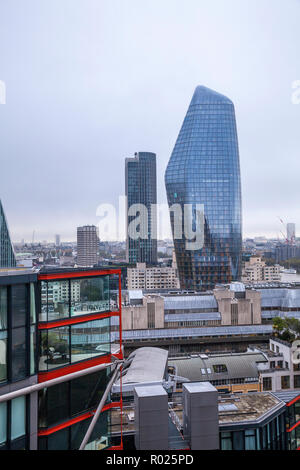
left=242, top=256, right=281, bottom=283
left=127, top=263, right=180, bottom=290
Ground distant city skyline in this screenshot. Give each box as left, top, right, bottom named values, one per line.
left=0, top=1, right=299, bottom=242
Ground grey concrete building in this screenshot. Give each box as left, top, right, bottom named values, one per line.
left=76, top=225, right=99, bottom=267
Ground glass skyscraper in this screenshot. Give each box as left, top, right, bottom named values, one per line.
left=0, top=199, right=16, bottom=268
left=165, top=86, right=242, bottom=291
left=125, top=152, right=157, bottom=265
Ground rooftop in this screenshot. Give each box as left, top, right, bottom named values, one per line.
left=168, top=351, right=267, bottom=382
left=217, top=393, right=284, bottom=426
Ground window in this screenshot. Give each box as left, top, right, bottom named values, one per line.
left=245, top=429, right=256, bottom=450
left=0, top=331, right=7, bottom=383
left=71, top=318, right=110, bottom=363
left=30, top=283, right=36, bottom=324
left=221, top=431, right=232, bottom=450
left=11, top=396, right=26, bottom=440
left=38, top=409, right=111, bottom=450
left=0, top=402, right=7, bottom=445
left=0, top=397, right=27, bottom=449
left=281, top=376, right=290, bottom=390
left=213, top=364, right=228, bottom=373
left=263, top=377, right=272, bottom=391
left=11, top=284, right=27, bottom=328
left=11, top=327, right=26, bottom=381
left=39, top=326, right=70, bottom=371
left=0, top=286, right=7, bottom=330
left=40, top=276, right=110, bottom=322
left=294, top=375, right=300, bottom=388
left=231, top=303, right=238, bottom=325
left=71, top=276, right=109, bottom=316
left=147, top=303, right=155, bottom=329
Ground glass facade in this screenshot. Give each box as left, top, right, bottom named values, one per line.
left=0, top=396, right=28, bottom=450
left=38, top=408, right=112, bottom=450
left=0, top=200, right=16, bottom=268
left=38, top=369, right=110, bottom=428
left=39, top=317, right=110, bottom=371
left=125, top=152, right=157, bottom=265
left=165, top=86, right=242, bottom=291
left=39, top=275, right=110, bottom=322
left=220, top=412, right=287, bottom=450
left=0, top=282, right=37, bottom=384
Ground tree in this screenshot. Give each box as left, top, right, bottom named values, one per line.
left=272, top=316, right=300, bottom=341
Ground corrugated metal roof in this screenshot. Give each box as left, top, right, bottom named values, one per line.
left=164, top=312, right=221, bottom=322
left=272, top=390, right=300, bottom=404
left=163, top=295, right=217, bottom=310
left=168, top=352, right=267, bottom=382
left=262, top=310, right=300, bottom=319
left=260, top=288, right=300, bottom=309
left=111, top=324, right=273, bottom=341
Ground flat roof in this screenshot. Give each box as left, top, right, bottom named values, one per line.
left=218, top=392, right=285, bottom=426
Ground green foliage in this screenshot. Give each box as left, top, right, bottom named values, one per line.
left=272, top=316, right=300, bottom=341
left=282, top=258, right=300, bottom=273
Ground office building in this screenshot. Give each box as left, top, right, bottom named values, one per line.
left=165, top=86, right=242, bottom=291
left=0, top=269, right=38, bottom=450
left=125, top=152, right=157, bottom=265
left=77, top=225, right=99, bottom=267
left=0, top=200, right=16, bottom=268
left=0, top=267, right=123, bottom=450
left=127, top=262, right=180, bottom=290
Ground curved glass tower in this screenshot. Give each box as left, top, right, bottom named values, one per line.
left=0, top=199, right=16, bottom=268
left=165, top=86, right=242, bottom=291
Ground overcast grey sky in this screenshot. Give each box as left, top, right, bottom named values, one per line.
left=0, top=0, right=299, bottom=242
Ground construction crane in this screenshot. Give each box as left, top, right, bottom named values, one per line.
left=277, top=217, right=289, bottom=244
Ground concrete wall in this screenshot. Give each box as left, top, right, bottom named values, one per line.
left=214, top=288, right=261, bottom=326
left=122, top=295, right=164, bottom=330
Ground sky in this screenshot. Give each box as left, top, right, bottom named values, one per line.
left=0, top=0, right=299, bottom=242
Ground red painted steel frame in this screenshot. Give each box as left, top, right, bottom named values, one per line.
left=37, top=269, right=123, bottom=448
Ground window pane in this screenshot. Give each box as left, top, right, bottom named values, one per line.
left=47, top=428, right=69, bottom=450
left=30, top=283, right=36, bottom=324
left=71, top=277, right=109, bottom=317
left=0, top=402, right=7, bottom=444
left=11, top=396, right=26, bottom=440
left=38, top=382, right=69, bottom=428
left=71, top=318, right=110, bottom=364
left=11, top=284, right=27, bottom=328
left=71, top=369, right=108, bottom=417
left=281, top=376, right=290, bottom=389
left=221, top=432, right=232, bottom=450
left=0, top=286, right=7, bottom=330
left=232, top=431, right=244, bottom=450
left=11, top=327, right=26, bottom=381
left=40, top=281, right=48, bottom=322
left=39, top=327, right=70, bottom=371
left=30, top=325, right=36, bottom=375
left=245, top=429, right=256, bottom=450
left=44, top=281, right=70, bottom=321
left=0, top=331, right=7, bottom=383
left=85, top=409, right=111, bottom=450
